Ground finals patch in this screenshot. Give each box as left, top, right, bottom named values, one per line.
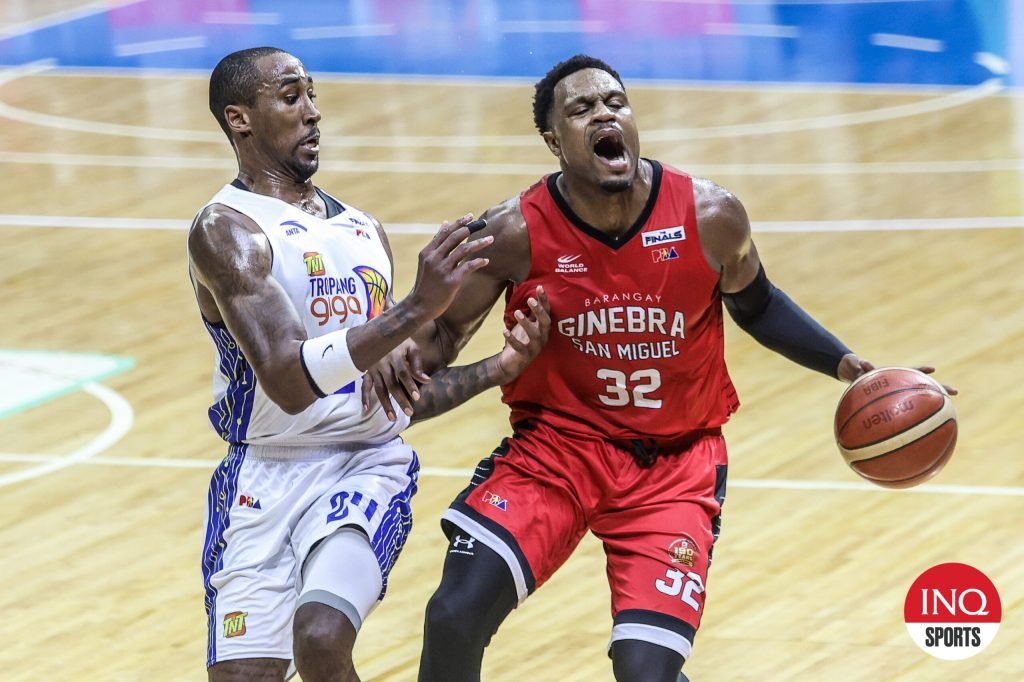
left=642, top=226, right=686, bottom=248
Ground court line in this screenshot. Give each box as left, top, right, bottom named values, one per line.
left=3, top=150, right=1024, bottom=178
left=0, top=451, right=1017, bottom=497
left=0, top=0, right=146, bottom=39
left=0, top=65, right=1002, bottom=146
left=291, top=24, right=397, bottom=40
left=32, top=63, right=1013, bottom=96
left=1, top=214, right=1021, bottom=234
left=0, top=351, right=134, bottom=420
left=114, top=36, right=208, bottom=58
left=870, top=33, right=945, bottom=53
left=0, top=383, right=134, bottom=488
left=497, top=21, right=608, bottom=34
left=202, top=11, right=281, bottom=26
left=704, top=23, right=800, bottom=39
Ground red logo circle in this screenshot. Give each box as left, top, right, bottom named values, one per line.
left=904, top=563, right=1001, bottom=660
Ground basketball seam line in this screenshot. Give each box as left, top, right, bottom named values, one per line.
left=836, top=386, right=944, bottom=438
left=848, top=418, right=956, bottom=468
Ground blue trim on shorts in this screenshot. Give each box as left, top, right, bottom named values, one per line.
left=201, top=443, right=248, bottom=668
left=370, top=452, right=420, bottom=598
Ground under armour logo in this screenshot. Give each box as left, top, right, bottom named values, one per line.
left=453, top=534, right=475, bottom=549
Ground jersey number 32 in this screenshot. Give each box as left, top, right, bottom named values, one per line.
left=596, top=368, right=662, bottom=409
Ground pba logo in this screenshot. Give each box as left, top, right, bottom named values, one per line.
left=481, top=490, right=508, bottom=511
left=238, top=494, right=262, bottom=510
left=223, top=611, right=247, bottom=638
left=651, top=247, right=679, bottom=263
left=904, top=563, right=1001, bottom=660
left=304, top=251, right=326, bottom=277
left=667, top=535, right=698, bottom=567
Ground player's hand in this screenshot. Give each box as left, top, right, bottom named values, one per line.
left=837, top=354, right=958, bottom=395
left=495, top=286, right=550, bottom=384
left=407, top=214, right=493, bottom=320
left=362, top=338, right=431, bottom=421
left=836, top=353, right=874, bottom=383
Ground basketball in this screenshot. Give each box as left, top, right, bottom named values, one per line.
left=834, top=368, right=957, bottom=489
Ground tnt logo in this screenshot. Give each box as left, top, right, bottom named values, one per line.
left=481, top=490, right=508, bottom=511
left=238, top=495, right=262, bottom=510
left=304, top=251, right=326, bottom=277
left=223, top=611, right=247, bottom=638
left=904, top=563, right=1001, bottom=660
left=651, top=247, right=679, bottom=263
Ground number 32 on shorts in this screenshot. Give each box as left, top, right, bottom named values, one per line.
left=597, top=368, right=662, bottom=408
left=656, top=568, right=705, bottom=612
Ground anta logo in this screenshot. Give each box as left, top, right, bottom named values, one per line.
left=304, top=251, right=326, bottom=277
left=281, top=220, right=308, bottom=236
left=555, top=254, right=588, bottom=274
left=223, top=611, right=247, bottom=638
left=652, top=247, right=679, bottom=263
left=238, top=494, right=262, bottom=510
left=481, top=490, right=508, bottom=511
left=642, top=226, right=686, bottom=247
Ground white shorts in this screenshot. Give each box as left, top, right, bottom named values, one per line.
left=201, top=439, right=419, bottom=667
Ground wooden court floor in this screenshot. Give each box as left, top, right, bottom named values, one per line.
left=0, top=63, right=1022, bottom=680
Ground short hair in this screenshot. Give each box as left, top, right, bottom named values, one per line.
left=532, top=55, right=624, bottom=134
left=209, top=46, right=287, bottom=140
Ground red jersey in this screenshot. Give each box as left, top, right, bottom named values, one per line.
left=502, top=161, right=739, bottom=444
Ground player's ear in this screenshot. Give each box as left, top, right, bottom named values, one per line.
left=224, top=105, right=251, bottom=137
left=542, top=130, right=561, bottom=159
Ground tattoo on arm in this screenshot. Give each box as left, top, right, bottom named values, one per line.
left=410, top=356, right=503, bottom=422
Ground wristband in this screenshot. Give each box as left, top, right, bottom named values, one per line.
left=300, top=329, right=361, bottom=398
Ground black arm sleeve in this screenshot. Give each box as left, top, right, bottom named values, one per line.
left=722, top=263, right=852, bottom=378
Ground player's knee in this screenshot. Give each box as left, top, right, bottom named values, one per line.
left=611, top=639, right=685, bottom=682
left=293, top=603, right=356, bottom=669
left=424, top=588, right=475, bottom=644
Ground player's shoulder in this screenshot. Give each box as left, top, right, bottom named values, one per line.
left=690, top=177, right=748, bottom=228
left=191, top=202, right=262, bottom=242
left=473, top=195, right=529, bottom=281
left=687, top=177, right=751, bottom=260
left=188, top=201, right=269, bottom=274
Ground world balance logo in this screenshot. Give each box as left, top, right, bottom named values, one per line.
left=904, top=562, right=1001, bottom=660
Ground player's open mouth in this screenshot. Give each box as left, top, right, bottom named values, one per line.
left=300, top=133, right=320, bottom=153
left=592, top=129, right=627, bottom=171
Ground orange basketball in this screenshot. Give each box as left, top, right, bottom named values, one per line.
left=834, top=367, right=957, bottom=489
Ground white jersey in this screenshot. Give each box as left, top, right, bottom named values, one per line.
left=195, top=182, right=410, bottom=447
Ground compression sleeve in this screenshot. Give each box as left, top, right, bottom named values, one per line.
left=722, top=263, right=852, bottom=378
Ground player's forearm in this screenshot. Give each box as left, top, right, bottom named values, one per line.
left=723, top=264, right=851, bottom=378
left=346, top=296, right=435, bottom=369
left=410, top=354, right=507, bottom=422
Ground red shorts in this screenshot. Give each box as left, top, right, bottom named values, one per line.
left=442, top=420, right=728, bottom=660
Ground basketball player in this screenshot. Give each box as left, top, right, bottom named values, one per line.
left=189, top=48, right=550, bottom=682
left=359, top=55, right=952, bottom=682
